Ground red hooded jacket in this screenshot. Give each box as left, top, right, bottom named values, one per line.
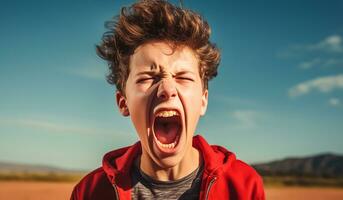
left=70, top=135, right=265, bottom=200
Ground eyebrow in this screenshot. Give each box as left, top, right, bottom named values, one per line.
left=174, top=71, right=196, bottom=76
left=134, top=63, right=160, bottom=76
left=135, top=71, right=159, bottom=76
left=136, top=70, right=196, bottom=77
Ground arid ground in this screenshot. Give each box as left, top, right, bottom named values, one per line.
left=1, top=181, right=343, bottom=200
left=0, top=181, right=75, bottom=200
left=265, top=186, right=343, bottom=200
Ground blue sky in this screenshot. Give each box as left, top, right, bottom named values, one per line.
left=1, top=0, right=343, bottom=170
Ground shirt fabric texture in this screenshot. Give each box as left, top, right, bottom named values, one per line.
left=131, top=161, right=203, bottom=200
left=70, top=135, right=265, bottom=200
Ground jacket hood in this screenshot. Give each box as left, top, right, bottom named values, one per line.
left=102, top=135, right=236, bottom=184
left=102, top=141, right=141, bottom=186
left=193, top=135, right=237, bottom=175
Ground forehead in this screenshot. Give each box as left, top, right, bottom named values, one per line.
left=129, top=41, right=199, bottom=73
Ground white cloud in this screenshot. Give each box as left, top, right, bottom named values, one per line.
left=298, top=58, right=343, bottom=70
left=298, top=58, right=321, bottom=69
left=231, top=110, right=257, bottom=128
left=323, top=58, right=343, bottom=68
left=68, top=66, right=107, bottom=80
left=289, top=74, right=343, bottom=97
left=279, top=35, right=343, bottom=59
left=305, top=35, right=343, bottom=53
left=0, top=118, right=120, bottom=136
left=328, top=98, right=340, bottom=107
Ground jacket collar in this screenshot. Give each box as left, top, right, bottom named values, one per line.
left=102, top=135, right=236, bottom=184
left=193, top=135, right=236, bottom=175
left=102, top=141, right=141, bottom=186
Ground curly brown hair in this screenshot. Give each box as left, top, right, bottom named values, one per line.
left=96, top=0, right=221, bottom=94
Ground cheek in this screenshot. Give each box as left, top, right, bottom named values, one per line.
left=136, top=83, right=153, bottom=92
left=179, top=86, right=204, bottom=117
left=126, top=85, right=157, bottom=134
left=127, top=93, right=148, bottom=130
left=180, top=82, right=203, bottom=99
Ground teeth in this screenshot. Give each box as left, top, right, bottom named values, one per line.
left=156, top=136, right=179, bottom=149
left=156, top=110, right=179, bottom=118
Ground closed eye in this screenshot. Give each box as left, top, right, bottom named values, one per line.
left=136, top=76, right=161, bottom=84
left=136, top=77, right=154, bottom=83
left=176, top=76, right=194, bottom=82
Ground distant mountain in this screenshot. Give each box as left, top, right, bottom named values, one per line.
left=0, top=161, right=85, bottom=174
left=2, top=153, right=343, bottom=178
left=253, top=153, right=343, bottom=178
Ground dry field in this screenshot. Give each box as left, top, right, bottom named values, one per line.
left=1, top=181, right=343, bottom=200
left=0, top=181, right=75, bottom=200
left=266, top=186, right=343, bottom=200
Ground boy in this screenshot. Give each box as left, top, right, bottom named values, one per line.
left=71, top=0, right=265, bottom=199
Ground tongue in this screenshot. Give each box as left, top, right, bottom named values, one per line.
left=155, top=122, right=179, bottom=144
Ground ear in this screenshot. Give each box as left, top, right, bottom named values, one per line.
left=200, top=89, right=208, bottom=116
left=116, top=91, right=130, bottom=116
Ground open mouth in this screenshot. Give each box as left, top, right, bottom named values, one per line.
left=152, top=110, right=182, bottom=151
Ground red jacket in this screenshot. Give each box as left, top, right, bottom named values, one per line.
left=71, top=135, right=265, bottom=200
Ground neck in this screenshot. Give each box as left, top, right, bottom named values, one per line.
left=138, top=147, right=201, bottom=181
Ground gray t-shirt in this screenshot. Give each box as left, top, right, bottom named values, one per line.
left=131, top=164, right=203, bottom=200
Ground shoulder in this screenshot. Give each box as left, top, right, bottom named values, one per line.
left=222, top=159, right=265, bottom=199
left=70, top=167, right=115, bottom=200
left=230, top=159, right=261, bottom=179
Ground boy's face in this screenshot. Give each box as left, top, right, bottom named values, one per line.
left=116, top=41, right=208, bottom=169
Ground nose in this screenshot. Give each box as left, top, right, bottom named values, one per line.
left=157, top=78, right=177, bottom=100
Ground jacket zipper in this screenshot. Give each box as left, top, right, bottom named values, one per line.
left=112, top=184, right=120, bottom=200
left=205, top=176, right=217, bottom=200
